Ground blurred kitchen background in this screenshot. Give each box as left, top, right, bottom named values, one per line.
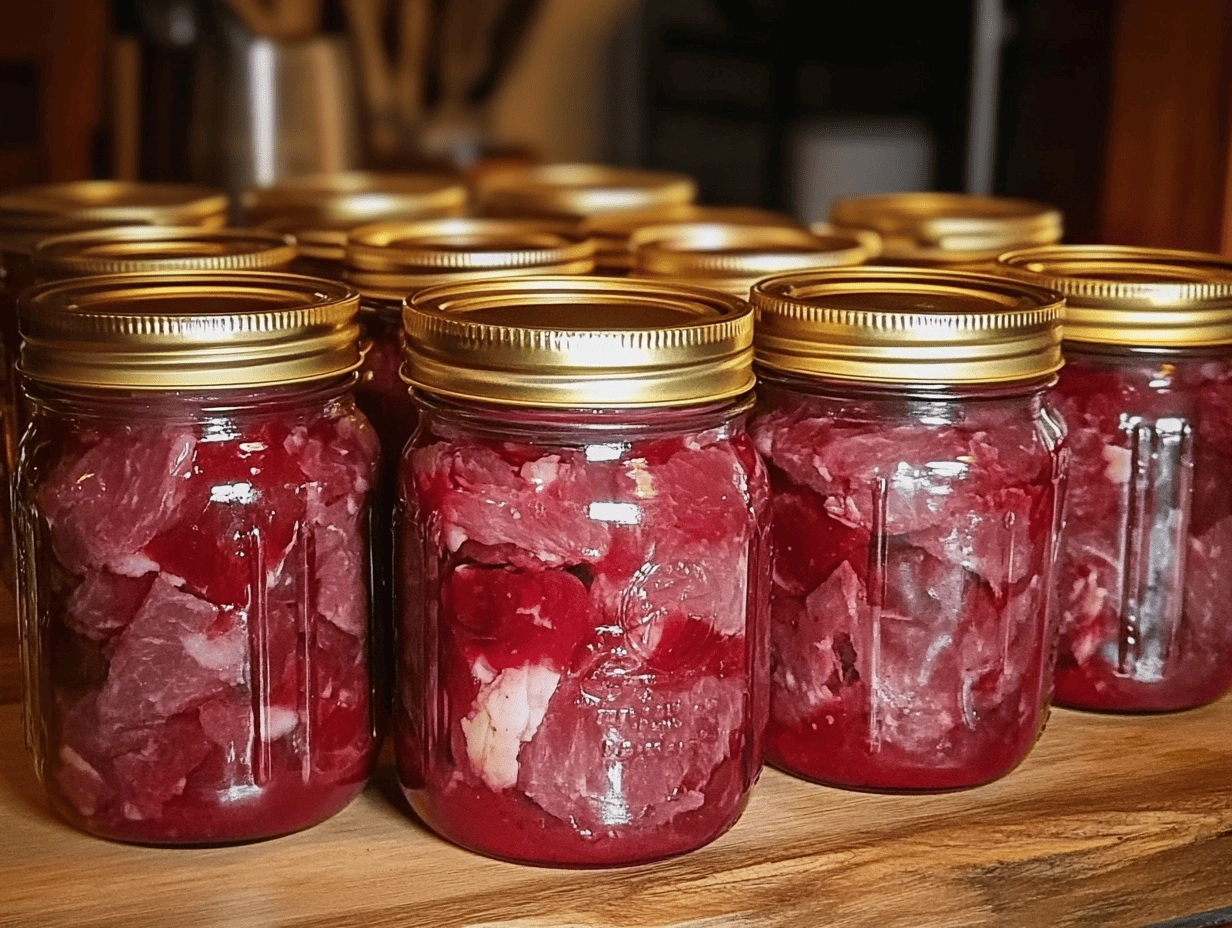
left=0, top=0, right=1224, bottom=252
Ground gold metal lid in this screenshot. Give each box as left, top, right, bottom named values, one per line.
left=752, top=267, right=1064, bottom=385
left=0, top=181, right=229, bottom=255
left=995, top=245, right=1232, bottom=346
left=242, top=171, right=467, bottom=227
left=830, top=192, right=1062, bottom=264
left=345, top=218, right=595, bottom=302
left=32, top=226, right=296, bottom=280
left=584, top=205, right=805, bottom=270
left=631, top=222, right=876, bottom=297
left=19, top=272, right=361, bottom=390
left=478, top=163, right=697, bottom=220
left=403, top=276, right=753, bottom=408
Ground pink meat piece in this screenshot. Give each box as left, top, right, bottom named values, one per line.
left=308, top=489, right=368, bottom=637
left=286, top=416, right=378, bottom=503
left=97, top=576, right=247, bottom=733
left=54, top=692, right=213, bottom=823
left=197, top=693, right=253, bottom=750
left=626, top=444, right=755, bottom=640
left=1183, top=516, right=1232, bottom=652
left=110, top=716, right=214, bottom=821
left=769, top=569, right=860, bottom=728
left=518, top=667, right=745, bottom=831
left=39, top=429, right=196, bottom=575
left=64, top=571, right=156, bottom=641
left=412, top=443, right=612, bottom=567
left=1196, top=376, right=1232, bottom=455
left=754, top=410, right=1045, bottom=537
left=310, top=620, right=372, bottom=782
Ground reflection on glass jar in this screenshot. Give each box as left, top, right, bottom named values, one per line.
left=395, top=277, right=768, bottom=866
left=14, top=272, right=377, bottom=844
left=750, top=268, right=1067, bottom=791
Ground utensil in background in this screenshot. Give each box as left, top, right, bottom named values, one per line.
left=188, top=0, right=363, bottom=200
left=342, top=0, right=541, bottom=168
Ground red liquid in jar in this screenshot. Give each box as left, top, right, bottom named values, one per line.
left=22, top=386, right=379, bottom=843
left=752, top=382, right=1065, bottom=791
left=395, top=404, right=769, bottom=866
left=1051, top=351, right=1232, bottom=711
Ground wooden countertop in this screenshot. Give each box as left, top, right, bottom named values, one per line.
left=0, top=696, right=1230, bottom=928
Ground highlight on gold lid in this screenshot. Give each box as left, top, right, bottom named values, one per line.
left=751, top=267, right=1064, bottom=385
left=346, top=218, right=595, bottom=301
left=584, top=205, right=805, bottom=270
left=477, top=163, right=697, bottom=220
left=631, top=222, right=876, bottom=296
left=19, top=272, right=361, bottom=390
left=242, top=171, right=467, bottom=228
left=33, top=226, right=297, bottom=280
left=995, top=244, right=1232, bottom=347
left=403, top=276, right=753, bottom=408
left=0, top=181, right=229, bottom=254
left=830, top=192, right=1062, bottom=264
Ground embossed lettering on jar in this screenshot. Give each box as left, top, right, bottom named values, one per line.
left=14, top=272, right=378, bottom=844
left=999, top=246, right=1232, bottom=712
left=750, top=268, right=1068, bottom=791
left=396, top=277, right=769, bottom=866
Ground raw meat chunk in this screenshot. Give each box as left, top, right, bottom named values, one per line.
left=412, top=443, right=613, bottom=567
left=96, top=576, right=244, bottom=731
left=38, top=428, right=195, bottom=574
left=64, top=571, right=155, bottom=641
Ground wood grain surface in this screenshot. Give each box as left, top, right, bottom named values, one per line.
left=0, top=697, right=1229, bottom=928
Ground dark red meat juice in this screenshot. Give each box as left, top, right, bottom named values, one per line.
left=750, top=268, right=1068, bottom=791
left=1000, top=246, right=1232, bottom=712
left=15, top=273, right=378, bottom=844
left=395, top=277, right=768, bottom=866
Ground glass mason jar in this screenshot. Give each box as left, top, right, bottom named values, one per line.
left=0, top=182, right=230, bottom=681
left=629, top=221, right=877, bottom=298
left=396, top=277, right=769, bottom=866
left=15, top=272, right=379, bottom=844
left=828, top=192, right=1062, bottom=269
left=750, top=268, right=1068, bottom=791
left=999, top=245, right=1232, bottom=712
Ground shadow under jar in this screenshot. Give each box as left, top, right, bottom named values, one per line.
left=14, top=272, right=379, bottom=844
left=750, top=268, right=1068, bottom=791
left=396, top=277, right=769, bottom=866
left=999, top=246, right=1232, bottom=712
